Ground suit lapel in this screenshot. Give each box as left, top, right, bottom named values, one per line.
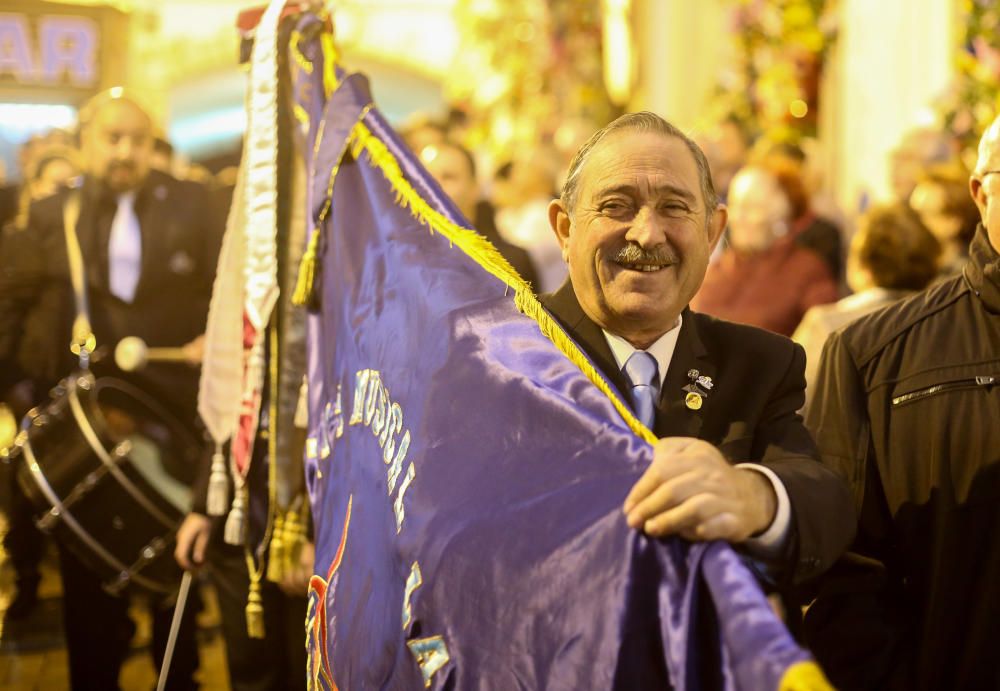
left=540, top=281, right=632, bottom=403
left=656, top=310, right=713, bottom=439
left=134, top=177, right=169, bottom=299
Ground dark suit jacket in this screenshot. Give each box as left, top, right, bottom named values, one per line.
left=541, top=280, right=855, bottom=584
left=0, top=170, right=224, bottom=434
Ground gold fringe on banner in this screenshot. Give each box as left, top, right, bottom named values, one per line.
left=345, top=120, right=657, bottom=445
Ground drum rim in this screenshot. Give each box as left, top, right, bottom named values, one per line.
left=90, top=375, right=200, bottom=451
left=65, top=373, right=183, bottom=529
left=17, top=435, right=173, bottom=595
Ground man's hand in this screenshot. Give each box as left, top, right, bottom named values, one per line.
left=622, top=437, right=777, bottom=543
left=174, top=512, right=212, bottom=571
left=279, top=541, right=315, bottom=597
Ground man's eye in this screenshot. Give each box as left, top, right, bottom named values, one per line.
left=600, top=201, right=630, bottom=213
left=661, top=203, right=690, bottom=215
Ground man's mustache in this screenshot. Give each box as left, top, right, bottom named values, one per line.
left=613, top=243, right=678, bottom=265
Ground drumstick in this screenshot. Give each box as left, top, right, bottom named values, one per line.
left=156, top=570, right=194, bottom=691
left=115, top=336, right=191, bottom=371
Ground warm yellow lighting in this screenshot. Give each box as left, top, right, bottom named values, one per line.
left=789, top=99, right=809, bottom=118
left=331, top=3, right=460, bottom=80
left=603, top=0, right=633, bottom=106
left=419, top=145, right=440, bottom=164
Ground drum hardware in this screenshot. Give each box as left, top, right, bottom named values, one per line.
left=19, top=431, right=170, bottom=593
left=14, top=372, right=197, bottom=595
left=35, top=468, right=106, bottom=532
left=37, top=507, right=61, bottom=532
left=107, top=571, right=132, bottom=596
left=64, top=374, right=176, bottom=529
left=106, top=536, right=170, bottom=597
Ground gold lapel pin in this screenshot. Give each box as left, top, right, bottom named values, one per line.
left=685, top=392, right=703, bottom=410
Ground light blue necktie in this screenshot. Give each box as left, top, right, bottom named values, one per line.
left=624, top=351, right=659, bottom=429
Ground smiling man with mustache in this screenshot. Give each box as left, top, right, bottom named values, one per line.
left=540, top=113, right=854, bottom=609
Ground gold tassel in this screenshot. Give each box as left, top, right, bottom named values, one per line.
left=266, top=513, right=285, bottom=582
left=291, top=228, right=320, bottom=306
left=245, top=577, right=266, bottom=639
left=206, top=444, right=230, bottom=516
left=282, top=509, right=304, bottom=576
left=224, top=485, right=247, bottom=545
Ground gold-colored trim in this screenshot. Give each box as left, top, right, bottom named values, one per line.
left=347, top=120, right=656, bottom=444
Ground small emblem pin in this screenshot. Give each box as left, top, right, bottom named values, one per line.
left=685, top=392, right=703, bottom=410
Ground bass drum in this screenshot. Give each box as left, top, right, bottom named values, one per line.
left=9, top=371, right=199, bottom=595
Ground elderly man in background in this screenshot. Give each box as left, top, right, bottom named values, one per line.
left=692, top=165, right=838, bottom=336
left=803, top=116, right=1000, bottom=690
left=539, top=115, right=854, bottom=677
left=419, top=140, right=539, bottom=288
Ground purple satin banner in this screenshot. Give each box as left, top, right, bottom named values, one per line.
left=296, top=18, right=814, bottom=690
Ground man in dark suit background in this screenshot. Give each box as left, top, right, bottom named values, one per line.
left=541, top=112, right=854, bottom=586
left=0, top=90, right=223, bottom=690
left=418, top=139, right=540, bottom=289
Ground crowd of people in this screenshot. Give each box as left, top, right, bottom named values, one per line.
left=0, top=86, right=996, bottom=690
left=0, top=93, right=303, bottom=690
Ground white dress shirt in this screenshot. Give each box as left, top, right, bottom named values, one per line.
left=602, top=317, right=792, bottom=557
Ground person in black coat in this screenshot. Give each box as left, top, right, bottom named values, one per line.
left=801, top=116, right=1000, bottom=691
left=0, top=90, right=223, bottom=690
left=541, top=112, right=855, bottom=587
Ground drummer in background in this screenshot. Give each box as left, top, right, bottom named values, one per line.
left=0, top=89, right=224, bottom=690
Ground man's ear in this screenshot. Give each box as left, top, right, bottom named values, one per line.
left=548, top=199, right=572, bottom=260
left=970, top=177, right=988, bottom=222
left=707, top=204, right=728, bottom=252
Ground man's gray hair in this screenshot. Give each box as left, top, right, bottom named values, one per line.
left=560, top=112, right=718, bottom=216
left=975, top=114, right=1000, bottom=176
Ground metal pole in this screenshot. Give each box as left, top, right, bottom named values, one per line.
left=156, top=570, right=194, bottom=691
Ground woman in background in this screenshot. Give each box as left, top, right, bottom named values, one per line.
left=794, top=204, right=941, bottom=407
left=693, top=165, right=838, bottom=336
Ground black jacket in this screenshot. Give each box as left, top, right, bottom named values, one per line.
left=803, top=225, right=1000, bottom=690
left=0, top=170, right=223, bottom=432
left=541, top=281, right=856, bottom=585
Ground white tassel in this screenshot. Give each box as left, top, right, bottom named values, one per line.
left=206, top=444, right=230, bottom=516
left=224, top=486, right=247, bottom=545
